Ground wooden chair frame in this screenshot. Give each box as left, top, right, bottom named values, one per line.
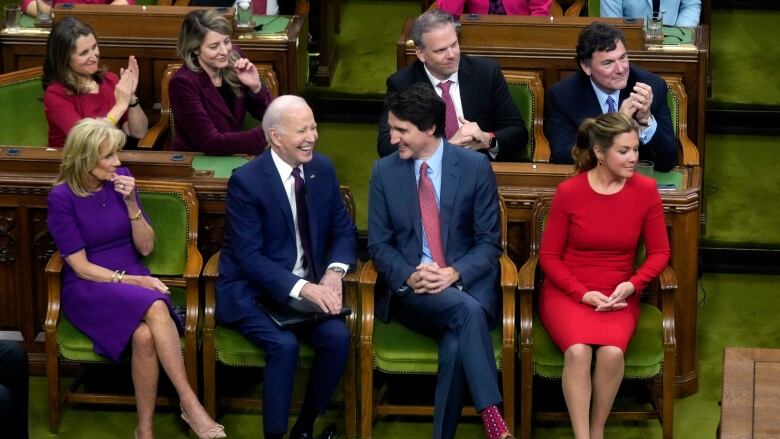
left=502, top=70, right=552, bottom=163
left=139, top=63, right=279, bottom=149
left=517, top=196, right=677, bottom=439
left=201, top=187, right=358, bottom=438
left=358, top=197, right=517, bottom=438
left=44, top=180, right=202, bottom=432
left=661, top=74, right=700, bottom=167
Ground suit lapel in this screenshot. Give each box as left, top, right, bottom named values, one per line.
left=198, top=70, right=237, bottom=123
left=619, top=67, right=637, bottom=107
left=261, top=153, right=296, bottom=238
left=580, top=72, right=604, bottom=115
left=439, top=143, right=461, bottom=253
left=457, top=57, right=476, bottom=119
left=395, top=157, right=423, bottom=246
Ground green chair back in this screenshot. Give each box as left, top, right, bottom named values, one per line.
left=0, top=68, right=47, bottom=146
left=504, top=71, right=546, bottom=162
left=588, top=0, right=600, bottom=16
left=507, top=82, right=536, bottom=162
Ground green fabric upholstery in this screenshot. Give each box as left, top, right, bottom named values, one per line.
left=532, top=303, right=663, bottom=379
left=213, top=325, right=315, bottom=368
left=58, top=287, right=187, bottom=361
left=138, top=191, right=189, bottom=276
left=0, top=73, right=47, bottom=146
left=588, top=0, right=600, bottom=16
left=507, top=82, right=536, bottom=162
left=667, top=89, right=679, bottom=135
left=192, top=156, right=250, bottom=179
left=372, top=319, right=502, bottom=373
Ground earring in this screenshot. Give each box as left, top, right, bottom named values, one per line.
left=598, top=159, right=603, bottom=166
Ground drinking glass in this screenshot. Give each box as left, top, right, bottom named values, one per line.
left=644, top=11, right=664, bottom=44
left=235, top=0, right=253, bottom=29
left=4, top=4, right=22, bottom=33
left=636, top=160, right=654, bottom=178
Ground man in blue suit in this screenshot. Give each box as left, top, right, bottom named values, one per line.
left=216, top=95, right=357, bottom=439
left=544, top=22, right=678, bottom=172
left=368, top=83, right=514, bottom=439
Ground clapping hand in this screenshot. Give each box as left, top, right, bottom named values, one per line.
left=115, top=56, right=139, bottom=108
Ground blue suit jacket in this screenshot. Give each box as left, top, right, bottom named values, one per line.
left=544, top=66, right=677, bottom=172
left=367, top=141, right=502, bottom=323
left=216, top=151, right=358, bottom=324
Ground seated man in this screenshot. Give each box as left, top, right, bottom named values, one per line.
left=377, top=9, right=527, bottom=162
left=369, top=83, right=514, bottom=439
left=601, top=0, right=701, bottom=27
left=544, top=22, right=677, bottom=172
left=216, top=95, right=357, bottom=439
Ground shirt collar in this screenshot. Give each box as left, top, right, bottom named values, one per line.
left=423, top=65, right=459, bottom=89
left=590, top=79, right=620, bottom=112
left=270, top=148, right=302, bottom=181
left=415, top=138, right=444, bottom=176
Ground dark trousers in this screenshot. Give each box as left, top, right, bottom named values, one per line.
left=235, top=305, right=349, bottom=435
left=0, top=340, right=28, bottom=439
left=394, top=287, right=501, bottom=439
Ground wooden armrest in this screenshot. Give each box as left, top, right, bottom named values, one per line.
left=183, top=244, right=203, bottom=280
left=658, top=265, right=677, bottom=349
left=679, top=131, right=700, bottom=167
left=517, top=253, right=539, bottom=293
left=500, top=253, right=518, bottom=349
left=532, top=130, right=552, bottom=163
left=203, top=251, right=221, bottom=333
left=138, top=116, right=169, bottom=149
left=45, top=252, right=64, bottom=333
left=565, top=0, right=585, bottom=16
left=516, top=253, right=538, bottom=348
left=358, top=261, right=377, bottom=345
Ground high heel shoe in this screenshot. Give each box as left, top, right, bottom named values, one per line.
left=180, top=405, right=226, bottom=439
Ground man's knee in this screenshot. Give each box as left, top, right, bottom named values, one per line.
left=266, top=331, right=300, bottom=361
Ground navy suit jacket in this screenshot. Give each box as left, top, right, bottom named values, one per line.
left=216, top=151, right=358, bottom=324
left=377, top=56, right=528, bottom=162
left=367, top=141, right=502, bottom=323
left=544, top=66, right=677, bottom=172
left=169, top=57, right=272, bottom=156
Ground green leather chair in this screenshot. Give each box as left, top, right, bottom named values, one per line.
left=0, top=67, right=47, bottom=147
left=504, top=70, right=552, bottom=163
left=44, top=180, right=202, bottom=431
left=517, top=196, right=677, bottom=439
left=201, top=187, right=358, bottom=438
left=358, top=197, right=517, bottom=438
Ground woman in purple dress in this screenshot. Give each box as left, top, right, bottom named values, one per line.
left=46, top=118, right=225, bottom=439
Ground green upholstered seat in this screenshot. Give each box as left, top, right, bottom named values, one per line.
left=212, top=325, right=316, bottom=368
left=0, top=67, right=47, bottom=147
left=503, top=70, right=551, bottom=162
left=588, top=0, right=600, bottom=16
left=507, top=82, right=536, bottom=162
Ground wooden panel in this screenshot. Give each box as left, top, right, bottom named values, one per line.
left=721, top=348, right=780, bottom=439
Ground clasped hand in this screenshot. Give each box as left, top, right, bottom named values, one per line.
left=618, top=82, right=653, bottom=125
left=406, top=262, right=459, bottom=294
left=582, top=281, right=635, bottom=312
left=234, top=58, right=263, bottom=94
left=300, top=270, right=343, bottom=315
left=448, top=117, right=489, bottom=151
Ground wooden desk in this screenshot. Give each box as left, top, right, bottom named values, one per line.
left=0, top=5, right=308, bottom=112
left=721, top=348, right=780, bottom=439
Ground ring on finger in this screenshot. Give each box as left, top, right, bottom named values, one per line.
left=120, top=183, right=126, bottom=190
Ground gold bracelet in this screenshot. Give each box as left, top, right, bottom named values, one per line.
left=111, top=270, right=119, bottom=283
left=106, top=114, right=118, bottom=126
left=129, top=209, right=142, bottom=221
left=117, top=270, right=126, bottom=283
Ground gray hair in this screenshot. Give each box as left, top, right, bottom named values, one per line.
left=410, top=9, right=458, bottom=49
left=262, top=95, right=310, bottom=144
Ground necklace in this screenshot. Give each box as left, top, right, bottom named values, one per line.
left=80, top=78, right=97, bottom=93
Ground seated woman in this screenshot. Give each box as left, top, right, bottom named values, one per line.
left=601, top=0, right=701, bottom=26
left=170, top=9, right=272, bottom=155
left=438, top=0, right=552, bottom=16
left=46, top=118, right=224, bottom=439
left=23, top=0, right=135, bottom=18
left=539, top=112, right=670, bottom=439
left=43, top=17, right=147, bottom=148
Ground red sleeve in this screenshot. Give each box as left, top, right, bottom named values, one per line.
left=629, top=184, right=671, bottom=292
left=437, top=0, right=467, bottom=15
left=539, top=183, right=590, bottom=302
left=22, top=0, right=33, bottom=12
left=528, top=0, right=553, bottom=15
left=43, top=83, right=83, bottom=145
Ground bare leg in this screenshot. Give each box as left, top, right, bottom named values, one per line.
left=142, top=300, right=218, bottom=434
left=131, top=323, right=159, bottom=439
left=562, top=344, right=593, bottom=439
left=589, top=346, right=624, bottom=439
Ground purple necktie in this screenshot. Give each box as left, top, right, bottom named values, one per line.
left=418, top=162, right=447, bottom=267
left=292, top=168, right=316, bottom=280
left=489, top=0, right=507, bottom=14
left=606, top=96, right=617, bottom=113
left=438, top=80, right=459, bottom=140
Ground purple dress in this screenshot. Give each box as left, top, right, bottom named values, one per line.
left=46, top=167, right=182, bottom=362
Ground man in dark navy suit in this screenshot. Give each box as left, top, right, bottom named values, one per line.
left=216, top=95, right=357, bottom=439
left=369, top=84, right=514, bottom=439
left=544, top=22, right=678, bottom=171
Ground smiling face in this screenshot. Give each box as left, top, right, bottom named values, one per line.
left=197, top=30, right=232, bottom=74
left=68, top=33, right=100, bottom=78
left=88, top=139, right=121, bottom=188
left=596, top=130, right=639, bottom=180
left=415, top=23, right=460, bottom=81
left=388, top=111, right=438, bottom=160
left=270, top=105, right=318, bottom=168
left=581, top=39, right=630, bottom=94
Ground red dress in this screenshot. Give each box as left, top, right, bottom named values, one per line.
left=539, top=172, right=670, bottom=352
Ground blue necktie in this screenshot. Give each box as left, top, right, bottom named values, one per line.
left=292, top=168, right=316, bottom=281
left=606, top=96, right=617, bottom=113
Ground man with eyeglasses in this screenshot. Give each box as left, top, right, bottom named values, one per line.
left=544, top=22, right=677, bottom=172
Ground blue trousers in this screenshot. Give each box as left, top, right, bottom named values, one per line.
left=394, top=287, right=501, bottom=439
left=235, top=305, right=349, bottom=435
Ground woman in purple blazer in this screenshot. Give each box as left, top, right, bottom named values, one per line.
left=170, top=9, right=273, bottom=155
left=438, top=0, right=552, bottom=16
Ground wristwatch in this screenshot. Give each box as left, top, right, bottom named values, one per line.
left=638, top=114, right=654, bottom=127
left=327, top=266, right=346, bottom=278
left=128, top=96, right=140, bottom=107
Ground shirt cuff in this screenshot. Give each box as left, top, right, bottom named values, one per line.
left=289, top=279, right=308, bottom=300
left=489, top=138, right=499, bottom=160
left=639, top=115, right=658, bottom=144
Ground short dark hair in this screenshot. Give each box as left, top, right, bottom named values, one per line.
left=575, top=22, right=626, bottom=67
left=386, top=83, right=445, bottom=138
left=43, top=17, right=105, bottom=93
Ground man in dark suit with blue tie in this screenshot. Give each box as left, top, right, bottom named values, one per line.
left=368, top=83, right=514, bottom=439
left=216, top=95, right=357, bottom=439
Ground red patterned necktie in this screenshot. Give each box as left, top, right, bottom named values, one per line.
left=253, top=0, right=267, bottom=15
left=488, top=0, right=507, bottom=14
left=418, top=162, right=446, bottom=267
left=437, top=81, right=459, bottom=140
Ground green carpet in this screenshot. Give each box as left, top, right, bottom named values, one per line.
left=710, top=10, right=780, bottom=106
left=27, top=273, right=780, bottom=438
left=702, top=133, right=780, bottom=247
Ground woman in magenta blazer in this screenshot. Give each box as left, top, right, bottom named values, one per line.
left=438, top=0, right=552, bottom=16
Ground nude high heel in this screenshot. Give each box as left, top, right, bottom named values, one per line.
left=180, top=405, right=226, bottom=439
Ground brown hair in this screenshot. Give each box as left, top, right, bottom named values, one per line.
left=43, top=17, right=106, bottom=94
left=177, top=9, right=242, bottom=95
left=572, top=112, right=638, bottom=172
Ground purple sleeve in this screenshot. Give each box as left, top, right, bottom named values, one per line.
left=46, top=185, right=86, bottom=258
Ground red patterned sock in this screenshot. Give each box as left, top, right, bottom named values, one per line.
left=480, top=405, right=509, bottom=439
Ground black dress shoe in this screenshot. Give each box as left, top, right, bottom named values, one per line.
left=318, top=423, right=338, bottom=439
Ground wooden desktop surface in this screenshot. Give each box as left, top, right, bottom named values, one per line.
left=721, top=348, right=780, bottom=439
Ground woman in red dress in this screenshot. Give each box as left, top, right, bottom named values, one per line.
left=539, top=112, right=670, bottom=438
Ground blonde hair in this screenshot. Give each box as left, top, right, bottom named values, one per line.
left=572, top=112, right=638, bottom=172
left=57, top=118, right=127, bottom=197
left=177, top=9, right=242, bottom=95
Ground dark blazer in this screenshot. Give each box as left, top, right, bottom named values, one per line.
left=377, top=55, right=528, bottom=162
left=367, top=141, right=502, bottom=323
left=169, top=60, right=272, bottom=155
left=216, top=151, right=358, bottom=324
left=544, top=66, right=677, bottom=172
